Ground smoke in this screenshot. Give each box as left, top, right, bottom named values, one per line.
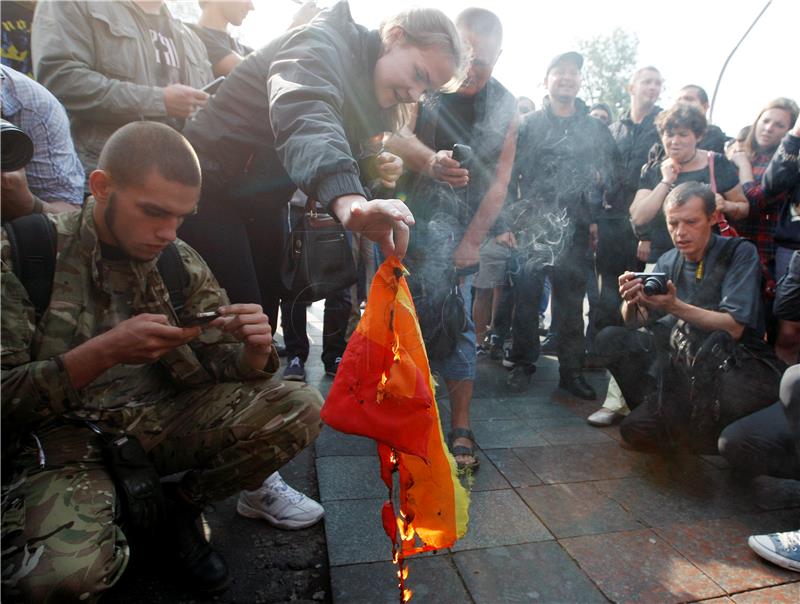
left=508, top=199, right=572, bottom=271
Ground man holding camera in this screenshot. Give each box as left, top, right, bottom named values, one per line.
left=0, top=123, right=323, bottom=601
left=596, top=182, right=782, bottom=452
left=385, top=8, right=517, bottom=471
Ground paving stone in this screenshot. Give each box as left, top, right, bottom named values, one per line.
left=458, top=450, right=510, bottom=492
left=562, top=528, right=726, bottom=603
left=484, top=448, right=543, bottom=488
left=315, top=425, right=377, bottom=457
left=501, top=397, right=579, bottom=420
left=468, top=397, right=519, bottom=420
left=450, top=489, right=552, bottom=552
left=330, top=556, right=468, bottom=603
left=316, top=456, right=385, bottom=502
left=730, top=583, right=800, bottom=603
left=655, top=514, right=800, bottom=593
left=470, top=419, right=548, bottom=449
left=531, top=418, right=616, bottom=445
left=324, top=498, right=393, bottom=566
left=513, top=442, right=642, bottom=484
left=453, top=542, right=607, bottom=603
left=596, top=471, right=760, bottom=528
left=517, top=482, right=642, bottom=538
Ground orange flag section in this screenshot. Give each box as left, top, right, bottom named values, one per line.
left=321, top=257, right=469, bottom=552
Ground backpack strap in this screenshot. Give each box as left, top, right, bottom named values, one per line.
left=4, top=214, right=57, bottom=321
left=5, top=213, right=188, bottom=319
left=692, top=237, right=743, bottom=309
left=156, top=242, right=189, bottom=314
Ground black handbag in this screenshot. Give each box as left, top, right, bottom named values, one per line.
left=280, top=198, right=358, bottom=304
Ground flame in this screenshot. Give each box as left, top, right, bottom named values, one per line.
left=402, top=588, right=413, bottom=602
left=376, top=371, right=388, bottom=403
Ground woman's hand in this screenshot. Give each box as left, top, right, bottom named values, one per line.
left=660, top=158, right=679, bottom=185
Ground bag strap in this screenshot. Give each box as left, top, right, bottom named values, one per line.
left=688, top=237, right=743, bottom=309
left=707, top=150, right=716, bottom=194
left=4, top=214, right=57, bottom=321
left=6, top=215, right=188, bottom=319
left=156, top=242, right=189, bottom=314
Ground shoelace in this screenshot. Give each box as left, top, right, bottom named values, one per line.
left=777, top=531, right=800, bottom=550
left=265, top=480, right=304, bottom=504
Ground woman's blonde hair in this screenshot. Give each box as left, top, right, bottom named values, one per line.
left=379, top=7, right=466, bottom=130
left=743, top=97, right=799, bottom=158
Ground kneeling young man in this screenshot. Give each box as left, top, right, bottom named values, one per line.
left=1, top=122, right=323, bottom=602
left=596, top=181, right=780, bottom=452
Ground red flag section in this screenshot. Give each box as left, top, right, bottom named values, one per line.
left=321, top=257, right=469, bottom=599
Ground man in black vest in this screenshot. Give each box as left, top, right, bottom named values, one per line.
left=387, top=7, right=517, bottom=471
left=596, top=182, right=777, bottom=452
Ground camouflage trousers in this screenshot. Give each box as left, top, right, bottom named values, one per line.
left=1, top=378, right=323, bottom=603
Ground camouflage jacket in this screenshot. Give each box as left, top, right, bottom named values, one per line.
left=1, top=199, right=279, bottom=434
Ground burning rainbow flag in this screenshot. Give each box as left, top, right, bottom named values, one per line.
left=321, top=257, right=469, bottom=600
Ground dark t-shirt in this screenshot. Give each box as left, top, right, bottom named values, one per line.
left=653, top=234, right=763, bottom=335
left=1, top=1, right=34, bottom=76
left=639, top=152, right=739, bottom=261
left=187, top=24, right=253, bottom=64
left=141, top=11, right=182, bottom=86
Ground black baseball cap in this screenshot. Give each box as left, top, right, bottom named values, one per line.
left=546, top=51, right=583, bottom=75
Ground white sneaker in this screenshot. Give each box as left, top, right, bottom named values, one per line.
left=748, top=530, right=800, bottom=572
left=587, top=408, right=624, bottom=427
left=237, top=472, right=324, bottom=530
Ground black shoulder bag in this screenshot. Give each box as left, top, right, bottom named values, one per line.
left=667, top=238, right=785, bottom=443
left=280, top=197, right=357, bottom=305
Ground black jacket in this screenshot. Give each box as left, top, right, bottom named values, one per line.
left=183, top=1, right=386, bottom=208
left=511, top=96, right=621, bottom=230
left=608, top=105, right=662, bottom=215
left=765, top=133, right=800, bottom=250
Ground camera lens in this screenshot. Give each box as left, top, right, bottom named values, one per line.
left=642, top=276, right=665, bottom=296
left=1, top=119, right=34, bottom=172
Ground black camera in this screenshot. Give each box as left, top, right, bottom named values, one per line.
left=1, top=118, right=34, bottom=172
left=633, top=272, right=668, bottom=296
left=452, top=143, right=472, bottom=166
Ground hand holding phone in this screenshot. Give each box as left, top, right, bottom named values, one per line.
left=201, top=76, right=226, bottom=95
left=181, top=310, right=221, bottom=328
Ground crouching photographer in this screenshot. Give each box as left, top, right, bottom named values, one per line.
left=595, top=182, right=785, bottom=453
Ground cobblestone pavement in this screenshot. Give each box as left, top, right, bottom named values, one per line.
left=106, top=305, right=799, bottom=603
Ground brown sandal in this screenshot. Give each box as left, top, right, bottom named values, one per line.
left=448, top=428, right=480, bottom=471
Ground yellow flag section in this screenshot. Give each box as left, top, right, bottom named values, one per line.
left=321, top=256, right=469, bottom=568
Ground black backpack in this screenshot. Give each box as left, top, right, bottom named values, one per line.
left=4, top=214, right=188, bottom=321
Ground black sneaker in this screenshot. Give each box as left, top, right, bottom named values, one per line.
left=502, top=346, right=515, bottom=369
left=507, top=364, right=535, bottom=392
left=324, top=356, right=342, bottom=377
left=283, top=356, right=306, bottom=381
left=558, top=373, right=597, bottom=400
left=540, top=334, right=558, bottom=356
left=488, top=333, right=504, bottom=360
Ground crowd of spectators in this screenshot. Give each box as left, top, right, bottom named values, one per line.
left=1, top=1, right=798, bottom=599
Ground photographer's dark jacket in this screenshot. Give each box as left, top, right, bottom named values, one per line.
left=183, top=1, right=386, bottom=209
left=652, top=234, right=763, bottom=335
left=510, top=96, right=621, bottom=236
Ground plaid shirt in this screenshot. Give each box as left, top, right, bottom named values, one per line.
left=736, top=150, right=786, bottom=270
left=1, top=65, right=84, bottom=204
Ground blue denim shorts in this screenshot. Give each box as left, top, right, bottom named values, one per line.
left=429, top=275, right=477, bottom=382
